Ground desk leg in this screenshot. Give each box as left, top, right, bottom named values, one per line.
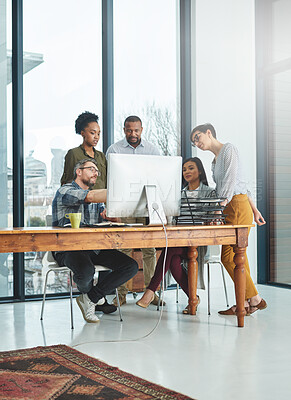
left=187, top=246, right=198, bottom=315
left=233, top=246, right=247, bottom=327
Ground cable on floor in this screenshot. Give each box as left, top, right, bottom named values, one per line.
left=72, top=206, right=168, bottom=347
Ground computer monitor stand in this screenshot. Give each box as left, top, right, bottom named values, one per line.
left=144, top=185, right=167, bottom=226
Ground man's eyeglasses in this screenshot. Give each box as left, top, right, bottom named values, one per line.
left=80, top=166, right=101, bottom=176
left=191, top=132, right=201, bottom=147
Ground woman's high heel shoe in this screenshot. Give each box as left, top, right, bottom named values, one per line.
left=182, top=296, right=200, bottom=314
left=136, top=293, right=155, bottom=309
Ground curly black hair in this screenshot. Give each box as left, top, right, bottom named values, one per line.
left=75, top=111, right=99, bottom=134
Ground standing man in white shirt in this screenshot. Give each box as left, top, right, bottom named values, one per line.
left=106, top=115, right=160, bottom=155
left=106, top=115, right=164, bottom=307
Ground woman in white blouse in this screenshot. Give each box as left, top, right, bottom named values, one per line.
left=190, top=123, right=267, bottom=315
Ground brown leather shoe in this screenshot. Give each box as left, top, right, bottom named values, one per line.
left=112, top=294, right=127, bottom=307
left=249, top=298, right=267, bottom=314
left=218, top=305, right=250, bottom=316
left=150, top=293, right=166, bottom=306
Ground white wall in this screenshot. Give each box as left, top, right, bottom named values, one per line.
left=193, top=0, right=258, bottom=288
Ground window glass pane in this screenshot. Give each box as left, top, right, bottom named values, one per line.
left=113, top=0, right=180, bottom=156
left=272, top=0, right=291, bottom=63
left=269, top=70, right=291, bottom=285
left=0, top=0, right=13, bottom=298
left=23, top=0, right=102, bottom=296
left=262, top=0, right=291, bottom=285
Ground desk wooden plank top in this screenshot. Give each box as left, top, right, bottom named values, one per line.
left=0, top=224, right=253, bottom=328
left=0, top=225, right=250, bottom=253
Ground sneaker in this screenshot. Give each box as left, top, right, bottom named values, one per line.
left=76, top=294, right=99, bottom=323
left=112, top=293, right=127, bottom=307
left=95, top=299, right=117, bottom=314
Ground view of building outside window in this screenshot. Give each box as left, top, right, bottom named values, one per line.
left=2, top=0, right=181, bottom=298
left=2, top=1, right=291, bottom=301
left=267, top=0, right=291, bottom=285
left=20, top=0, right=102, bottom=296
left=113, top=0, right=181, bottom=156
left=0, top=0, right=13, bottom=297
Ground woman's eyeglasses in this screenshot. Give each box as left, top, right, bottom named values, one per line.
left=80, top=166, right=101, bottom=176
left=191, top=132, right=201, bottom=147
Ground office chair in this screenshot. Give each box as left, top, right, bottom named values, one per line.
left=40, top=251, right=75, bottom=328
left=157, top=274, right=179, bottom=311
left=40, top=251, right=123, bottom=329
left=205, top=246, right=229, bottom=315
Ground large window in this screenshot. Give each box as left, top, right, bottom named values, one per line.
left=22, top=0, right=102, bottom=296
left=113, top=0, right=181, bottom=156
left=257, top=0, right=291, bottom=286
left=268, top=1, right=291, bottom=285
left=1, top=0, right=188, bottom=301
left=269, top=70, right=291, bottom=285
left=0, top=0, right=13, bottom=297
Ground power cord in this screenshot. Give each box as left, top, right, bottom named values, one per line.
left=72, top=205, right=168, bottom=348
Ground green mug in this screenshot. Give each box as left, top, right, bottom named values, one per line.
left=65, top=212, right=82, bottom=229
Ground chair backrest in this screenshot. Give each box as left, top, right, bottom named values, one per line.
left=94, top=265, right=111, bottom=272
left=93, top=265, right=111, bottom=286
left=46, top=215, right=52, bottom=227
left=42, top=251, right=58, bottom=268
left=204, top=245, right=221, bottom=263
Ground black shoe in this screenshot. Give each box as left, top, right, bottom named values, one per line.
left=95, top=300, right=117, bottom=314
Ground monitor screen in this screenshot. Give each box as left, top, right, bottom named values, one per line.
left=106, top=154, right=182, bottom=225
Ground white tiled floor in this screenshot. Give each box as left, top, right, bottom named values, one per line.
left=0, top=285, right=290, bottom=400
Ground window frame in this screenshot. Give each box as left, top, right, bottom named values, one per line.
left=5, top=0, right=193, bottom=302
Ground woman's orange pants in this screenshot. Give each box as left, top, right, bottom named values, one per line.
left=221, top=194, right=258, bottom=300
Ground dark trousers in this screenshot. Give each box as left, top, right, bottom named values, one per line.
left=54, top=250, right=138, bottom=304
left=147, top=247, right=189, bottom=296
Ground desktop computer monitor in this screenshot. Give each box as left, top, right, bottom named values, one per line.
left=106, top=154, right=182, bottom=225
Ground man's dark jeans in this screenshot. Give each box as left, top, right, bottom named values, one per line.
left=54, top=249, right=138, bottom=304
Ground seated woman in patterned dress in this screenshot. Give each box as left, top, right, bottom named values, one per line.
left=136, top=157, right=214, bottom=314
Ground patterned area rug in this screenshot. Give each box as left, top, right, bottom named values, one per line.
left=0, top=345, right=194, bottom=399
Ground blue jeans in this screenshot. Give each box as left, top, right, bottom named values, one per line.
left=54, top=249, right=138, bottom=303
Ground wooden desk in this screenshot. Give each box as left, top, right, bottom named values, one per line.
left=0, top=224, right=252, bottom=327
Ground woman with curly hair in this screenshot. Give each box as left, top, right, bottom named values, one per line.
left=61, top=111, right=107, bottom=190
left=60, top=112, right=116, bottom=314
